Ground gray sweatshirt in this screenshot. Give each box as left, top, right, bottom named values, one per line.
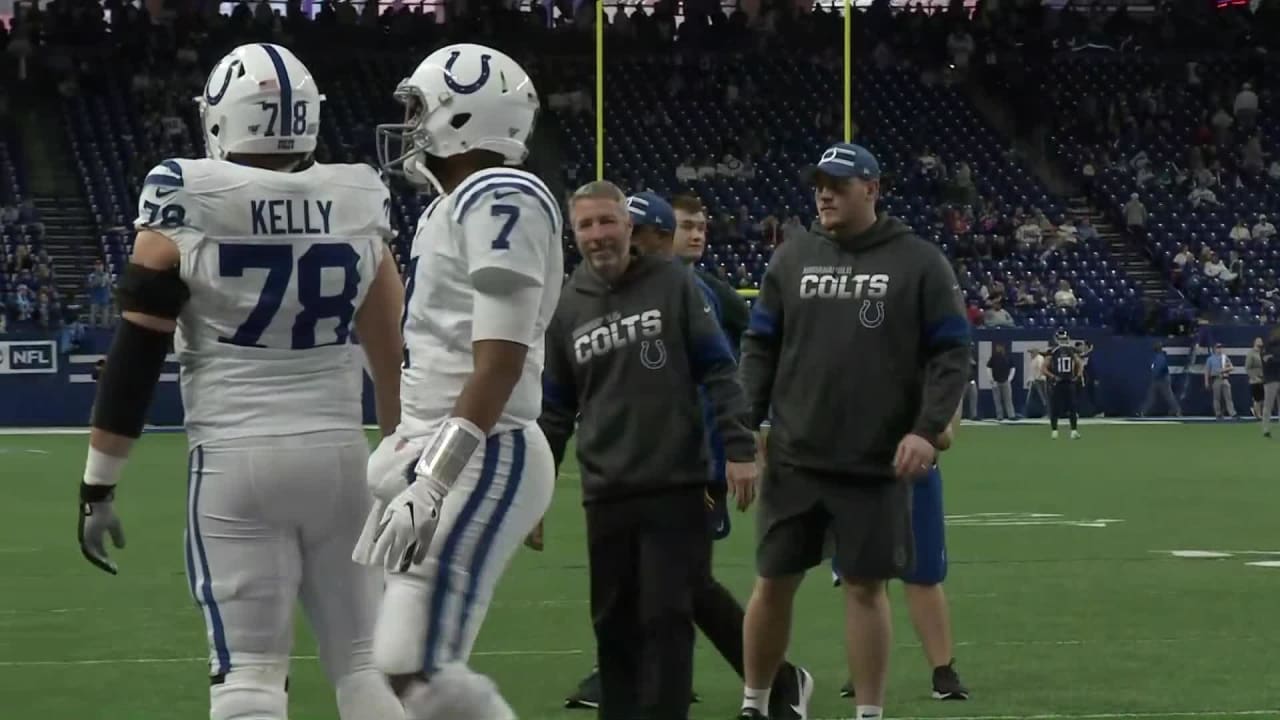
left=740, top=215, right=970, bottom=481
left=539, top=254, right=756, bottom=503
left=1246, top=348, right=1264, bottom=384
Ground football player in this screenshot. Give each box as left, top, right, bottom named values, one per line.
left=1045, top=328, right=1083, bottom=439
left=356, top=43, right=563, bottom=720
left=76, top=44, right=406, bottom=720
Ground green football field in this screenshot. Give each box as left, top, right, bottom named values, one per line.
left=2, top=423, right=1277, bottom=720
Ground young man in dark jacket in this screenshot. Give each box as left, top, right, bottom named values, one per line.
left=538, top=180, right=760, bottom=720
left=738, top=143, right=969, bottom=720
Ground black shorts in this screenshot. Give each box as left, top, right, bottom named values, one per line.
left=1252, top=383, right=1265, bottom=402
left=755, top=462, right=912, bottom=581
left=1051, top=381, right=1076, bottom=413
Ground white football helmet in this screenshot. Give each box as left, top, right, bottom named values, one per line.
left=377, top=43, right=540, bottom=193
left=195, top=43, right=325, bottom=161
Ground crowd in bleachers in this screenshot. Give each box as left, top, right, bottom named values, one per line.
left=4, top=0, right=1280, bottom=336
left=0, top=199, right=59, bottom=332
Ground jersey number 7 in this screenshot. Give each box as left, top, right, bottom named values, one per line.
left=218, top=243, right=360, bottom=349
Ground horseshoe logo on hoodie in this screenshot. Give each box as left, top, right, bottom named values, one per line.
left=859, top=300, right=885, bottom=329
left=640, top=340, right=668, bottom=370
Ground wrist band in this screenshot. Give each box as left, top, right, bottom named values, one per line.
left=84, top=446, right=126, bottom=487
left=414, top=417, right=485, bottom=490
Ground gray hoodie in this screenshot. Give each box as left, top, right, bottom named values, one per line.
left=740, top=215, right=970, bottom=481
left=540, top=254, right=756, bottom=503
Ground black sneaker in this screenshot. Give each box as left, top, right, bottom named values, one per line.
left=738, top=709, right=768, bottom=719
left=769, top=665, right=814, bottom=720
left=931, top=660, right=970, bottom=700
left=564, top=669, right=600, bottom=709
left=838, top=680, right=854, bottom=698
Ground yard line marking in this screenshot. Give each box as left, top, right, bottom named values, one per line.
left=0, top=649, right=583, bottom=667
left=808, top=707, right=1280, bottom=712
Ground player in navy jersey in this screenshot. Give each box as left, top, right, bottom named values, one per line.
left=1045, top=329, right=1083, bottom=439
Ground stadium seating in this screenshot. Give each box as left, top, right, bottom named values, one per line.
left=1044, top=52, right=1280, bottom=324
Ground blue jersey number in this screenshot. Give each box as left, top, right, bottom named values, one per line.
left=490, top=204, right=520, bottom=250
left=400, top=255, right=420, bottom=369
left=218, top=242, right=360, bottom=349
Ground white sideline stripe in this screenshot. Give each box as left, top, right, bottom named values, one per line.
left=69, top=372, right=179, bottom=383
left=0, top=649, right=583, bottom=667
left=69, top=354, right=177, bottom=363
left=808, top=707, right=1280, bottom=712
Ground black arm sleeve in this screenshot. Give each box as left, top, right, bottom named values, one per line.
left=913, top=251, right=971, bottom=444
left=91, top=319, right=172, bottom=438
left=739, top=250, right=785, bottom=430
left=684, top=274, right=756, bottom=462
left=536, top=314, right=578, bottom=472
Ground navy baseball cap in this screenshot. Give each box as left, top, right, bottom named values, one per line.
left=807, top=142, right=881, bottom=182
left=626, top=191, right=675, bottom=233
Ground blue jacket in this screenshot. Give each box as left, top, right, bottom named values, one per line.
left=1152, top=352, right=1170, bottom=379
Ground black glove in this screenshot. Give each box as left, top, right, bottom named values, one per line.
left=79, top=483, right=125, bottom=574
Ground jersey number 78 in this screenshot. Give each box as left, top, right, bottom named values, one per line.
left=217, top=242, right=360, bottom=350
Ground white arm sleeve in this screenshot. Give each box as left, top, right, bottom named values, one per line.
left=472, top=283, right=544, bottom=347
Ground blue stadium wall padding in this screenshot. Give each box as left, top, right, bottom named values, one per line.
left=0, top=326, right=1269, bottom=427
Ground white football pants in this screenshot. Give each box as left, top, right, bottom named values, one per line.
left=370, top=425, right=555, bottom=676
left=184, top=429, right=399, bottom=720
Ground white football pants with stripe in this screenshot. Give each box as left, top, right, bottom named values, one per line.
left=185, top=429, right=403, bottom=720
left=367, top=425, right=554, bottom=717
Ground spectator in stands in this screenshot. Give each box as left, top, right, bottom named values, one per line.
left=1269, top=160, right=1280, bottom=183
left=1203, top=252, right=1237, bottom=290
left=696, top=155, right=716, bottom=179
left=983, top=300, right=1014, bottom=328
left=965, top=299, right=983, bottom=326
left=86, top=259, right=114, bottom=327
left=1241, top=134, right=1265, bottom=179
left=1253, top=215, right=1276, bottom=242
left=1188, top=182, right=1219, bottom=209
left=59, top=315, right=86, bottom=355
left=1076, top=217, right=1099, bottom=244
left=1204, top=343, right=1237, bottom=419
left=1123, top=193, right=1147, bottom=235
left=781, top=216, right=805, bottom=245
left=1230, top=219, right=1252, bottom=245
left=1233, top=82, right=1258, bottom=133
left=17, top=199, right=42, bottom=236
left=14, top=284, right=31, bottom=321
left=35, top=290, right=51, bottom=329
left=1211, top=106, right=1234, bottom=145
left=1140, top=342, right=1181, bottom=418
left=1015, top=215, right=1042, bottom=251
left=1053, top=280, right=1077, bottom=308
left=0, top=307, right=6, bottom=334
left=0, top=203, right=17, bottom=225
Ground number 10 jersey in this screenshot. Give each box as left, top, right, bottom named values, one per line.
left=134, top=157, right=393, bottom=448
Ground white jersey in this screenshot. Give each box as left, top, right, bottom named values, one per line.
left=398, top=167, right=563, bottom=438
left=134, top=158, right=392, bottom=447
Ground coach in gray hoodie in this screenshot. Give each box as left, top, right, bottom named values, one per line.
left=737, top=143, right=970, bottom=720
left=538, top=180, right=756, bottom=720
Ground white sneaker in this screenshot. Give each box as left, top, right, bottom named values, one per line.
left=1071, top=430, right=1081, bottom=439
left=1051, top=430, right=1059, bottom=439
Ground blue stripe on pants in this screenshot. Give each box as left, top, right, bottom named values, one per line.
left=423, top=434, right=503, bottom=673
left=188, top=446, right=231, bottom=675
left=452, top=430, right=525, bottom=657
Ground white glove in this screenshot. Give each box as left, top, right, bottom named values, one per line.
left=369, top=474, right=448, bottom=571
